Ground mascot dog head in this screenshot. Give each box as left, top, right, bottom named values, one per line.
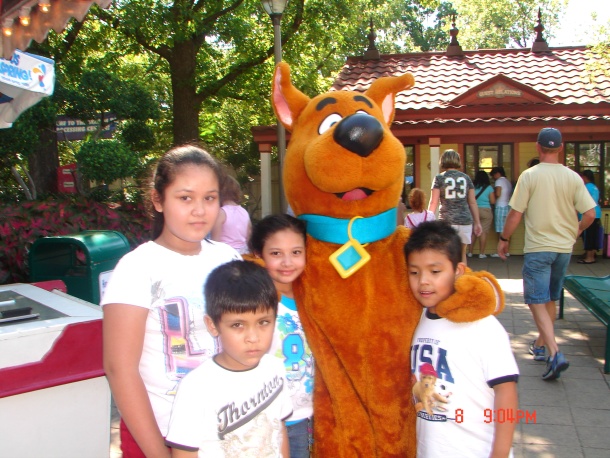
left=272, top=62, right=414, bottom=219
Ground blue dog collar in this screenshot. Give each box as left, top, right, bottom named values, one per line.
left=299, top=208, right=397, bottom=245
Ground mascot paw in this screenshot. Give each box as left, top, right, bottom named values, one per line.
left=436, top=271, right=504, bottom=323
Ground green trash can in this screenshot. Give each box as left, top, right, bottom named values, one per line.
left=30, top=230, right=131, bottom=304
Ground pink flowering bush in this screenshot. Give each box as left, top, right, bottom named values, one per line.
left=0, top=197, right=150, bottom=284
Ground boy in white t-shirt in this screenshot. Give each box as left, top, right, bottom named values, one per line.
left=404, top=221, right=519, bottom=458
left=165, top=261, right=293, bottom=458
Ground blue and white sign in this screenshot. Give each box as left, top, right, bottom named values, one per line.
left=0, top=50, right=55, bottom=129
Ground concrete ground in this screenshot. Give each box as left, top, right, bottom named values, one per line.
left=109, top=254, right=610, bottom=457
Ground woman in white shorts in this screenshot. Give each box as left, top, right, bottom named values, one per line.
left=428, top=149, right=482, bottom=264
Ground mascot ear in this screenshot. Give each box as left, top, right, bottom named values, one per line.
left=272, top=62, right=310, bottom=132
left=364, top=73, right=415, bottom=126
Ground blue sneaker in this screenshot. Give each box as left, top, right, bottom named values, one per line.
left=528, top=340, right=546, bottom=362
left=542, top=351, right=569, bottom=381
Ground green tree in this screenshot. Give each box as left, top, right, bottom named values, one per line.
left=76, top=139, right=141, bottom=184
left=446, top=0, right=567, bottom=49
left=7, top=0, right=575, bottom=196
left=74, top=1, right=442, bottom=175
left=0, top=97, right=57, bottom=200
left=587, top=17, right=610, bottom=78
left=59, top=69, right=160, bottom=147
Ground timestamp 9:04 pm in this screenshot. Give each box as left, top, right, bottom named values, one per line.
left=454, top=409, right=537, bottom=423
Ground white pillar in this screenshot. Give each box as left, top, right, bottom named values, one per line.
left=430, top=146, right=440, bottom=179
left=429, top=137, right=441, bottom=217
left=260, top=150, right=272, bottom=217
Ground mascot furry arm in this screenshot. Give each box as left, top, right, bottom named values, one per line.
left=271, top=62, right=503, bottom=457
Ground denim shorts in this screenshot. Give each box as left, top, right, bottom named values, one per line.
left=287, top=418, right=312, bottom=458
left=522, top=252, right=571, bottom=304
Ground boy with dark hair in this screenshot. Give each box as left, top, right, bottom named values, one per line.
left=165, top=260, right=293, bottom=457
left=405, top=221, right=519, bottom=458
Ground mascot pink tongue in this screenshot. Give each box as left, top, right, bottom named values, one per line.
left=342, top=189, right=368, bottom=201
left=271, top=62, right=503, bottom=457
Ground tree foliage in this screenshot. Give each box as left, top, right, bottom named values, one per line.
left=58, top=69, right=160, bottom=140
left=586, top=17, right=610, bottom=79
left=70, top=0, right=446, bottom=179
left=447, top=0, right=567, bottom=49
left=0, top=98, right=57, bottom=200
left=75, top=139, right=141, bottom=184
left=1, top=0, right=577, bottom=195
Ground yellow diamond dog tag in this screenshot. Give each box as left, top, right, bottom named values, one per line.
left=328, top=217, right=371, bottom=278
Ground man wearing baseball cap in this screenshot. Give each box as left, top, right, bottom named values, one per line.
left=496, top=127, right=597, bottom=380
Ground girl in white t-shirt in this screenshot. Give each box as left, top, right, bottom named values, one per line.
left=102, top=145, right=241, bottom=458
left=404, top=188, right=436, bottom=229
left=248, top=214, right=314, bottom=458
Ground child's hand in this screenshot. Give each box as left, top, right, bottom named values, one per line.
left=435, top=271, right=504, bottom=322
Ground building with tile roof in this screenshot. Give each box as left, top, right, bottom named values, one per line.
left=252, top=18, right=609, bottom=254
left=334, top=41, right=610, bottom=199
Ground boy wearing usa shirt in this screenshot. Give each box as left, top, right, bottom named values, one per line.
left=404, top=221, right=519, bottom=458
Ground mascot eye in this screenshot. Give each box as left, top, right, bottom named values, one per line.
left=318, top=113, right=343, bottom=135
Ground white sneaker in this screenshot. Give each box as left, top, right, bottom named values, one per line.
left=506, top=253, right=510, bottom=257
left=490, top=253, right=501, bottom=258
left=478, top=254, right=487, bottom=259
left=467, top=253, right=473, bottom=258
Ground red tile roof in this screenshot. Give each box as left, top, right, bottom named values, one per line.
left=332, top=47, right=610, bottom=118
left=397, top=114, right=610, bottom=125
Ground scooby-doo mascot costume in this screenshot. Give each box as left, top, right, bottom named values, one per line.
left=271, top=62, right=502, bottom=457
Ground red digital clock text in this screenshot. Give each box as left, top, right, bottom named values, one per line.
left=453, top=408, right=537, bottom=423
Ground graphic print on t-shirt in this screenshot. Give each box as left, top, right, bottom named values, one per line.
left=276, top=314, right=313, bottom=384
left=159, top=296, right=218, bottom=394
left=217, top=375, right=285, bottom=439
left=411, top=338, right=456, bottom=422
left=221, top=412, right=280, bottom=456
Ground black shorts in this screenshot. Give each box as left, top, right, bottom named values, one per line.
left=582, top=218, right=601, bottom=250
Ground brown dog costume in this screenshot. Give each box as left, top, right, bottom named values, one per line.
left=271, top=62, right=503, bottom=457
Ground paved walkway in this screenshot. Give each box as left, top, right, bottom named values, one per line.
left=472, top=254, right=610, bottom=458
left=109, top=255, right=610, bottom=457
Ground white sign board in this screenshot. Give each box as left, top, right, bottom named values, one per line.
left=0, top=50, right=55, bottom=129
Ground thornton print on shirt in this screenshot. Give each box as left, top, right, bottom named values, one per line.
left=217, top=375, right=284, bottom=438
left=165, top=355, right=293, bottom=457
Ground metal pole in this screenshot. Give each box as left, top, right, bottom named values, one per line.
left=272, top=14, right=287, bottom=214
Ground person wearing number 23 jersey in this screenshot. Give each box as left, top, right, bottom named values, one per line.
left=405, top=221, right=519, bottom=458
left=428, top=150, right=482, bottom=265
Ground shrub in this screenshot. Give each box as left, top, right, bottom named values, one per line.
left=0, top=197, right=151, bottom=284
left=76, top=139, right=142, bottom=184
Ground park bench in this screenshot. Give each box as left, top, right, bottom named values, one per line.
left=559, top=275, right=610, bottom=374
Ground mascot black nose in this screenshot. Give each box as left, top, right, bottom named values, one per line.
left=333, top=113, right=383, bottom=158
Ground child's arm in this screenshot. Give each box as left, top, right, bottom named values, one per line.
left=103, top=303, right=171, bottom=458
left=467, top=188, right=482, bottom=236
left=210, top=208, right=227, bottom=242
left=172, top=449, right=198, bottom=458
left=428, top=188, right=440, bottom=213
left=281, top=421, right=290, bottom=458
left=489, top=381, right=518, bottom=458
